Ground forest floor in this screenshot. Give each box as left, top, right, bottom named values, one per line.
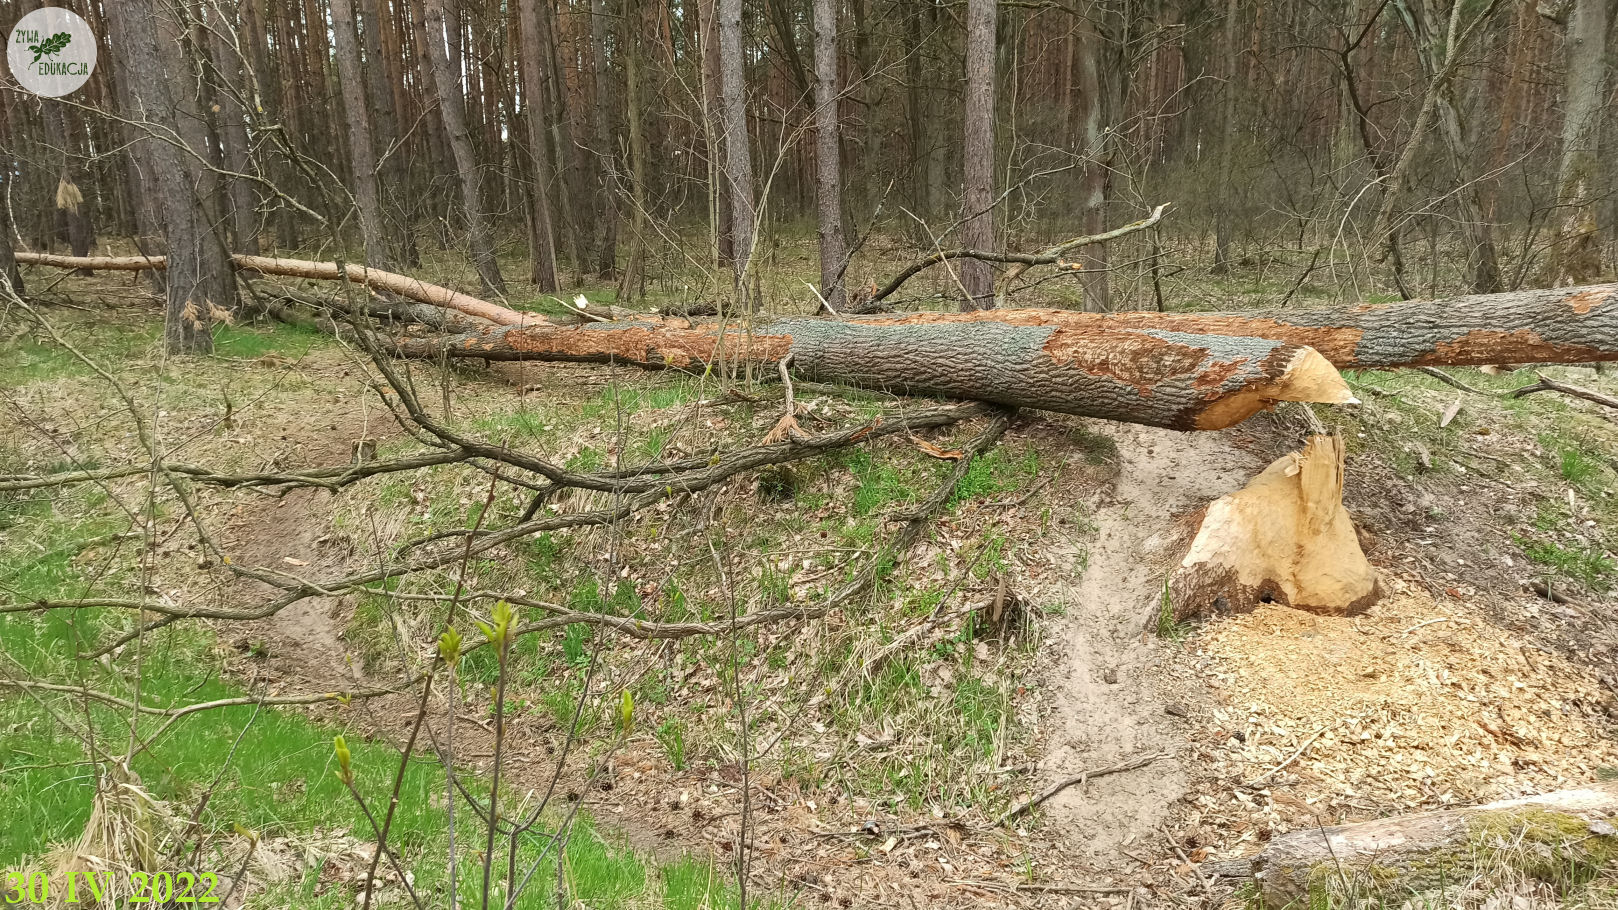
left=3, top=260, right=1618, bottom=909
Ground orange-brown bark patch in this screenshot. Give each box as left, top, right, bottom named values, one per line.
left=1191, top=357, right=1249, bottom=392
left=1039, top=327, right=1210, bottom=395
left=1421, top=328, right=1615, bottom=366
left=1566, top=288, right=1613, bottom=314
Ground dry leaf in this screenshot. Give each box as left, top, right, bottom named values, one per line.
left=1439, top=396, right=1462, bottom=428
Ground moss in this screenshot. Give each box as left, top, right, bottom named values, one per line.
left=1469, top=807, right=1618, bottom=889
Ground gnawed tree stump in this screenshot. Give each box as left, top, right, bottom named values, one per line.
left=1213, top=782, right=1618, bottom=908
left=1169, top=436, right=1380, bottom=618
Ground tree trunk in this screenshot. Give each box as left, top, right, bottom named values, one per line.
left=330, top=0, right=390, bottom=267
left=1217, top=782, right=1618, bottom=909
left=1545, top=0, right=1610, bottom=286
left=0, top=170, right=21, bottom=297
left=1075, top=9, right=1110, bottom=312
left=358, top=0, right=416, bottom=266
left=106, top=0, right=236, bottom=354
left=616, top=2, right=650, bottom=303
left=589, top=0, right=619, bottom=279
left=699, top=0, right=735, bottom=267
left=812, top=0, right=847, bottom=312
left=959, top=0, right=996, bottom=311
left=204, top=0, right=261, bottom=257
left=26, top=253, right=1618, bottom=373
left=718, top=0, right=757, bottom=299
left=39, top=101, right=94, bottom=268
left=517, top=0, right=560, bottom=291
left=423, top=0, right=506, bottom=294
left=903, top=1, right=929, bottom=219
left=1211, top=0, right=1240, bottom=273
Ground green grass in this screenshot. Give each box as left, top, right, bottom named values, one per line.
left=1518, top=536, right=1616, bottom=591
left=210, top=320, right=327, bottom=360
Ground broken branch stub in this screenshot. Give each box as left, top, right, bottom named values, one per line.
left=1169, top=435, right=1380, bottom=619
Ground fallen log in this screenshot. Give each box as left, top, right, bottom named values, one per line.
left=17, top=252, right=1618, bottom=368
left=14, top=251, right=537, bottom=326
left=390, top=317, right=1353, bottom=430
left=1214, top=782, right=1618, bottom=908
left=1169, top=435, right=1381, bottom=618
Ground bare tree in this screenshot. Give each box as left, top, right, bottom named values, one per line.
left=423, top=0, right=506, bottom=294
left=813, top=0, right=847, bottom=311
left=203, top=0, right=261, bottom=257
left=960, top=0, right=997, bottom=311
left=1544, top=0, right=1610, bottom=286
left=590, top=0, right=619, bottom=279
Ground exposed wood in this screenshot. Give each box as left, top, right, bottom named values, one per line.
left=1218, top=782, right=1618, bottom=907
left=1170, top=435, right=1381, bottom=618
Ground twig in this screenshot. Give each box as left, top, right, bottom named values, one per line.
left=1241, top=726, right=1327, bottom=789
left=1510, top=372, right=1618, bottom=410
left=1416, top=366, right=1495, bottom=396
left=995, top=752, right=1166, bottom=826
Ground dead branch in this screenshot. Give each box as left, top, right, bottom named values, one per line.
left=995, top=752, right=1167, bottom=826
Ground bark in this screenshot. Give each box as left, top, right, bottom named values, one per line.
left=106, top=0, right=236, bottom=354
left=517, top=0, right=560, bottom=291
left=959, top=0, right=997, bottom=311
left=812, top=0, right=847, bottom=312
left=718, top=0, right=757, bottom=296
left=1074, top=9, right=1111, bottom=312
left=358, top=0, right=416, bottom=266
left=423, top=0, right=506, bottom=294
left=1217, top=782, right=1618, bottom=908
left=1171, top=436, right=1381, bottom=620
left=1545, top=0, right=1610, bottom=286
left=39, top=101, right=94, bottom=267
left=396, top=316, right=1354, bottom=431
left=330, top=0, right=390, bottom=267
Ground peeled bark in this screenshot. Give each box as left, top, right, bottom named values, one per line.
left=1220, top=782, right=1618, bottom=908
left=1170, top=435, right=1380, bottom=619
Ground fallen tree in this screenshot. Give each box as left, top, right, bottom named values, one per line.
left=17, top=251, right=1618, bottom=430
left=1211, top=782, right=1618, bottom=907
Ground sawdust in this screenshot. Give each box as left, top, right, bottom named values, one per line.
left=1187, top=580, right=1618, bottom=857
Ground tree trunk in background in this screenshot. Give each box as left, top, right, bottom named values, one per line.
left=904, top=2, right=929, bottom=219
left=1075, top=9, right=1111, bottom=312
left=718, top=0, right=757, bottom=299
left=1545, top=0, right=1609, bottom=286
left=1414, top=0, right=1500, bottom=293
left=538, top=0, right=588, bottom=279
left=0, top=170, right=21, bottom=297
left=108, top=0, right=236, bottom=353
left=812, top=0, right=847, bottom=312
left=423, top=0, right=506, bottom=294
left=699, top=0, right=734, bottom=266
left=617, top=2, right=650, bottom=302
left=959, top=0, right=996, bottom=311
left=39, top=101, right=94, bottom=268
left=330, top=0, right=390, bottom=266
left=517, top=0, right=560, bottom=292
left=590, top=0, right=619, bottom=279
left=99, top=0, right=163, bottom=266
left=359, top=0, right=417, bottom=265
left=1212, top=0, right=1239, bottom=273
left=204, top=0, right=261, bottom=257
